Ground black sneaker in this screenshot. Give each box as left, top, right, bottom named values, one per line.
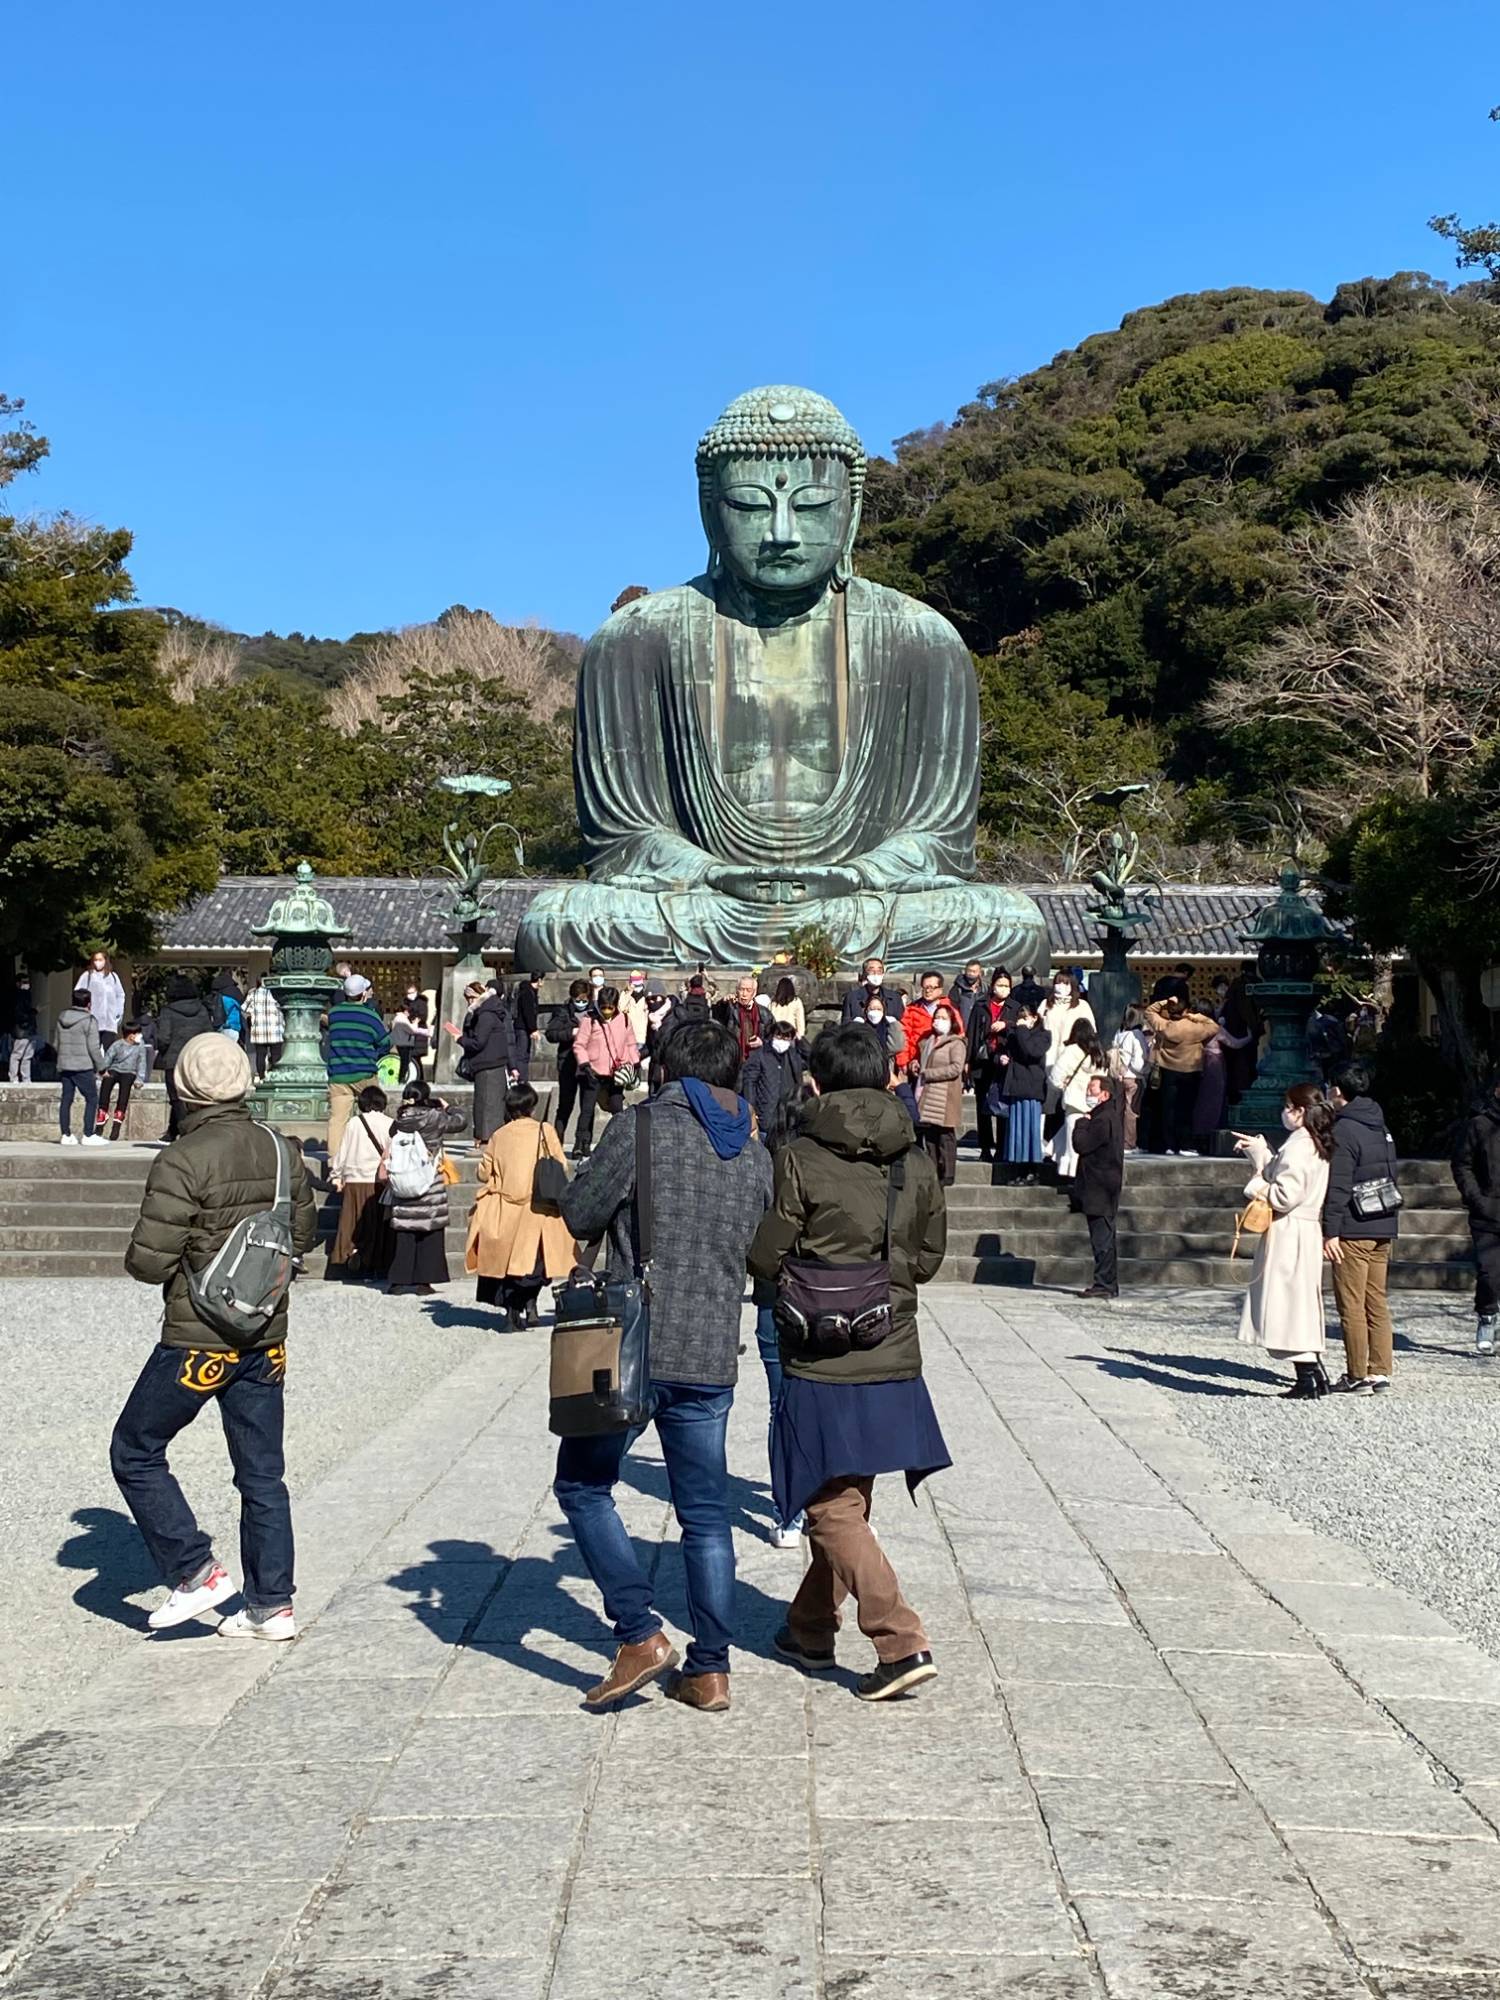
left=1330, top=1374, right=1371, bottom=1395
left=855, top=1652, right=938, bottom=1701
left=773, top=1626, right=836, bottom=1674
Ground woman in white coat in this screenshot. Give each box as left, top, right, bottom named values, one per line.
left=1235, top=1084, right=1336, bottom=1399
left=1048, top=1020, right=1109, bottom=1180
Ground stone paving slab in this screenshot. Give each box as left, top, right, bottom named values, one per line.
left=9, top=1284, right=1500, bottom=1993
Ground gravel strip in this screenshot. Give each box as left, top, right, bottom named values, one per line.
left=1087, top=1286, right=1500, bottom=1656
left=0, top=1276, right=493, bottom=1751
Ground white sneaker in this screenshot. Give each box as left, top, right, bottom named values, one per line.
left=1478, top=1317, right=1498, bottom=1356
left=147, top=1564, right=235, bottom=1630
left=218, top=1606, right=297, bottom=1642
left=59, top=1134, right=79, bottom=1147
left=1367, top=1374, right=1391, bottom=1393
left=81, top=1134, right=108, bottom=1147
left=769, top=1524, right=803, bottom=1552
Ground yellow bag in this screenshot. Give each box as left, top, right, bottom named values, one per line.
left=1231, top=1196, right=1273, bottom=1258
left=437, top=1152, right=461, bottom=1188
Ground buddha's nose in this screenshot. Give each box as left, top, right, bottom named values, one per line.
left=767, top=492, right=799, bottom=546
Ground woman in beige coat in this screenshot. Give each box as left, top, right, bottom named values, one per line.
left=913, top=999, right=966, bottom=1185
left=465, top=1083, right=579, bottom=1328
left=1235, top=1083, right=1336, bottom=1399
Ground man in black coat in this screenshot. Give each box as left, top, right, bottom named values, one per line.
left=1322, top=1064, right=1400, bottom=1390
left=458, top=987, right=518, bottom=1143
left=513, top=970, right=542, bottom=1081
left=1072, top=1075, right=1125, bottom=1300
left=1453, top=1076, right=1500, bottom=1355
left=841, top=957, right=907, bottom=1024
left=741, top=1028, right=806, bottom=1152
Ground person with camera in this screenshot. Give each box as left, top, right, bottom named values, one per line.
left=748, top=1023, right=950, bottom=1702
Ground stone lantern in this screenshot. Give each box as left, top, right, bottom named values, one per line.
left=250, top=863, right=350, bottom=1129
left=1236, top=866, right=1339, bottom=1138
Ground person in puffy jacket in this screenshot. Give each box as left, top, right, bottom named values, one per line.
left=94, top=1020, right=152, bottom=1140
left=748, top=1023, right=949, bottom=1703
left=1452, top=1076, right=1500, bottom=1356
left=384, top=1079, right=467, bottom=1295
left=153, top=974, right=215, bottom=1139
left=572, top=985, right=639, bottom=1124
left=117, top=1033, right=317, bottom=1640
left=1321, top=1064, right=1401, bottom=1391
left=912, top=999, right=965, bottom=1186
left=995, top=1002, right=1049, bottom=1184
left=54, top=988, right=107, bottom=1144
left=455, top=986, right=518, bottom=1144
left=742, top=1027, right=807, bottom=1155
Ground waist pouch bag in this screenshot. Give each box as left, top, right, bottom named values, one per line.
left=1351, top=1132, right=1403, bottom=1219
left=548, top=1107, right=654, bottom=1436
left=186, top=1127, right=297, bottom=1342
left=774, top=1155, right=905, bottom=1358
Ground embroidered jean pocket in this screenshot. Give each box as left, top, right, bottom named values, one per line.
left=177, top=1348, right=239, bottom=1392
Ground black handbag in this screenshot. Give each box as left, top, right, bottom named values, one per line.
left=548, top=1107, right=654, bottom=1436
left=532, top=1121, right=568, bottom=1208
left=774, top=1155, right=905, bottom=1358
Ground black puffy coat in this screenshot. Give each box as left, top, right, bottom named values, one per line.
left=742, top=1043, right=806, bottom=1151
left=1323, top=1095, right=1400, bottom=1242
left=459, top=993, right=516, bottom=1075
left=125, top=1103, right=317, bottom=1350
left=154, top=987, right=214, bottom=1070
left=1001, top=1022, right=1049, bottom=1103
left=1453, top=1100, right=1500, bottom=1228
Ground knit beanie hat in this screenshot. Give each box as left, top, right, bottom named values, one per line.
left=175, top=1033, right=253, bottom=1106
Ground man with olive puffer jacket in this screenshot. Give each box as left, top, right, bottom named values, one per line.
left=116, top=1034, right=316, bottom=1641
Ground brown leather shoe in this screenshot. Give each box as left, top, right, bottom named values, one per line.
left=584, top=1631, right=679, bottom=1709
left=665, top=1670, right=730, bottom=1713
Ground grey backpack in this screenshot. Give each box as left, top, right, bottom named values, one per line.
left=186, top=1127, right=298, bottom=1343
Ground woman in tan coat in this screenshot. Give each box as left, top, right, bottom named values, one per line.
left=465, top=1083, right=578, bottom=1328
left=1235, top=1083, right=1336, bottom=1399
left=913, top=999, right=966, bottom=1185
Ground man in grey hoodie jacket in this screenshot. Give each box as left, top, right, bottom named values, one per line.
left=55, top=989, right=106, bottom=1145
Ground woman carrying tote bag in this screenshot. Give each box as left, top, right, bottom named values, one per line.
left=1234, top=1084, right=1336, bottom=1399
left=465, top=1084, right=578, bottom=1328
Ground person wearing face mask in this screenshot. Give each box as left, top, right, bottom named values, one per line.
left=841, top=957, right=906, bottom=1025
left=79, top=950, right=127, bottom=1049
left=1234, top=1086, right=1337, bottom=1399
left=995, top=1001, right=1049, bottom=1186
left=913, top=1001, right=965, bottom=1186
left=549, top=980, right=600, bottom=1158
left=622, top=970, right=651, bottom=1055
left=1040, top=973, right=1094, bottom=1067
left=572, top=984, right=640, bottom=1124
left=1072, top=1073, right=1126, bottom=1300
left=742, top=1019, right=808, bottom=1156
left=967, top=968, right=1014, bottom=1164
left=900, top=970, right=951, bottom=1070
left=8, top=972, right=38, bottom=1083
left=948, top=961, right=986, bottom=1032
left=861, top=996, right=916, bottom=1122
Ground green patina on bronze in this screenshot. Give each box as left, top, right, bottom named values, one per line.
left=516, top=385, right=1048, bottom=974
left=250, top=862, right=349, bottom=1122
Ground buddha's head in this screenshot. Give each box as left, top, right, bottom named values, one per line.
left=697, top=386, right=866, bottom=598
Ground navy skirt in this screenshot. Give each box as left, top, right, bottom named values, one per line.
left=1003, top=1096, right=1043, bottom=1163
left=771, top=1373, right=952, bottom=1527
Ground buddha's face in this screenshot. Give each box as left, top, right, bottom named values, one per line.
left=706, top=454, right=853, bottom=596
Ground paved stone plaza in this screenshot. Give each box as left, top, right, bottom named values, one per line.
left=5, top=1280, right=1500, bottom=1996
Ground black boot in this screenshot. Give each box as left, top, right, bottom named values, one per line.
left=1311, top=1358, right=1332, bottom=1395
left=1283, top=1363, right=1322, bottom=1399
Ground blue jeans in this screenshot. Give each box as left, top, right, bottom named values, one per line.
left=755, top=1306, right=805, bottom=1534
left=59, top=1069, right=98, bottom=1137
left=110, top=1343, right=294, bottom=1609
left=554, top=1382, right=734, bottom=1676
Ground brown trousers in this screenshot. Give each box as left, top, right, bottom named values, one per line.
left=1120, top=1075, right=1140, bottom=1151
left=788, top=1476, right=929, bottom=1663
left=1332, top=1238, right=1394, bottom=1379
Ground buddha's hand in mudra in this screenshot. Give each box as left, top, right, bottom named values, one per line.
left=706, top=864, right=862, bottom=905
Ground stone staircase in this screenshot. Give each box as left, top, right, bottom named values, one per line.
left=0, top=1143, right=1474, bottom=1292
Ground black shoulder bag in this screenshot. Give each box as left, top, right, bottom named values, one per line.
left=548, top=1108, right=654, bottom=1436
left=774, top=1154, right=906, bottom=1358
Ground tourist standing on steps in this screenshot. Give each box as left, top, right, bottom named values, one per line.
left=749, top=1023, right=950, bottom=1703
left=383, top=1079, right=466, bottom=1296
left=1109, top=1005, right=1152, bottom=1155
left=1144, top=996, right=1219, bottom=1156
left=949, top=960, right=986, bottom=1031
left=899, top=969, right=951, bottom=1071
left=55, top=987, right=107, bottom=1145
left=452, top=981, right=518, bottom=1145
left=391, top=987, right=431, bottom=1086
left=465, top=1083, right=577, bottom=1329
left=1234, top=1085, right=1336, bottom=1400
left=513, top=970, right=543, bottom=1082
left=94, top=1021, right=152, bottom=1141
left=995, top=999, right=1048, bottom=1185
left=1040, top=972, right=1094, bottom=1067
left=556, top=1020, right=772, bottom=1716
left=913, top=999, right=965, bottom=1187
left=245, top=977, right=285, bottom=1080
left=967, top=967, right=1013, bottom=1165
left=550, top=979, right=599, bottom=1159
left=1073, top=1073, right=1125, bottom=1301
left=208, top=968, right=245, bottom=1044
left=153, top=974, right=214, bottom=1140
left=769, top=975, right=806, bottom=1046
left=326, top=976, right=392, bottom=1164
left=1322, top=1064, right=1400, bottom=1393
left=572, top=985, right=639, bottom=1125
left=1452, top=1075, right=1500, bottom=1356
left=116, top=1033, right=317, bottom=1640
left=8, top=971, right=38, bottom=1082
left=714, top=974, right=774, bottom=1062
left=1048, top=1020, right=1108, bottom=1183
left=327, top=1083, right=394, bottom=1283
left=79, top=950, right=126, bottom=1048
left=841, top=957, right=906, bottom=1025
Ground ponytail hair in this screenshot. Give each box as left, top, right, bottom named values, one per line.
left=1286, top=1082, right=1336, bottom=1161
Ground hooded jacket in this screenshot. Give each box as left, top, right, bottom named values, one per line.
left=748, top=1088, right=946, bottom=1385
left=1453, top=1099, right=1500, bottom=1228
left=458, top=992, right=516, bottom=1075
left=153, top=979, right=214, bottom=1069
left=54, top=1006, right=105, bottom=1074
left=559, top=1080, right=773, bottom=1387
left=125, top=1102, right=318, bottom=1350
left=1323, top=1094, right=1400, bottom=1242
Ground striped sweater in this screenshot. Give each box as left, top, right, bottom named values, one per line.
left=325, top=1001, right=391, bottom=1083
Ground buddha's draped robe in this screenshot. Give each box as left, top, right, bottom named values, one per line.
left=515, top=575, right=1048, bottom=972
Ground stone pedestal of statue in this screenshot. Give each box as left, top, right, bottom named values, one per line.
left=514, top=385, right=1047, bottom=977
left=435, top=923, right=491, bottom=1087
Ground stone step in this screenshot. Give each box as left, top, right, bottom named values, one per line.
left=932, top=1254, right=1474, bottom=1291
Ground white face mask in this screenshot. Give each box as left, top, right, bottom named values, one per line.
left=1281, top=1108, right=1300, bottom=1131
left=630, top=982, right=644, bottom=994
left=932, top=1018, right=952, bottom=1037
left=865, top=972, right=882, bottom=986
left=1053, top=987, right=1069, bottom=1002
left=590, top=975, right=604, bottom=989
left=866, top=1009, right=885, bottom=1026
left=771, top=1036, right=794, bottom=1054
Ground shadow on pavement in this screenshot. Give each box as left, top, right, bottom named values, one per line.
left=55, top=1505, right=162, bottom=1630
left=1084, top=1347, right=1287, bottom=1397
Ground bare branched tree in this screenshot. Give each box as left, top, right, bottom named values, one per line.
left=328, top=611, right=561, bottom=735
left=1203, top=483, right=1500, bottom=827
left=158, top=622, right=241, bottom=703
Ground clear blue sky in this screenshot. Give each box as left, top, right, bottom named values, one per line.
left=10, top=1, right=1499, bottom=642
